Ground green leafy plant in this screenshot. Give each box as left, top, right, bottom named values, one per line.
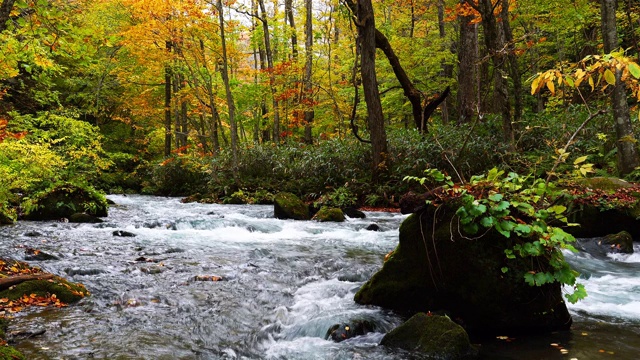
left=406, top=167, right=587, bottom=304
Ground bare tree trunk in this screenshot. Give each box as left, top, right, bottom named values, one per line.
left=457, top=0, right=478, bottom=123
left=468, top=0, right=514, bottom=149
left=501, top=0, right=522, bottom=125
left=258, top=0, right=281, bottom=143
left=601, top=0, right=640, bottom=175
left=199, top=39, right=220, bottom=153
left=217, top=0, right=238, bottom=178
left=285, top=0, right=298, bottom=60
left=303, top=0, right=314, bottom=144
left=356, top=0, right=388, bottom=181
left=164, top=41, right=173, bottom=157
left=437, top=0, right=450, bottom=124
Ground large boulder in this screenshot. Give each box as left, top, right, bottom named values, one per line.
left=564, top=177, right=640, bottom=239
left=273, top=192, right=310, bottom=220
left=22, top=183, right=108, bottom=221
left=380, top=313, right=477, bottom=359
left=354, top=203, right=572, bottom=336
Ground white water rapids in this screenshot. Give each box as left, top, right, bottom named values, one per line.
left=0, top=195, right=638, bottom=359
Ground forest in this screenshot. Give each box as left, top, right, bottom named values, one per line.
left=0, top=0, right=639, bottom=220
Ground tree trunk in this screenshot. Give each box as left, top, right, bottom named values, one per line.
left=356, top=0, right=388, bottom=181
left=164, top=41, right=172, bottom=157
left=0, top=0, right=16, bottom=33
left=199, top=39, right=220, bottom=153
left=437, top=0, right=450, bottom=124
left=217, top=0, right=239, bottom=178
left=601, top=0, right=640, bottom=175
left=469, top=0, right=514, bottom=149
left=303, top=0, right=314, bottom=144
left=258, top=0, right=281, bottom=143
left=285, top=0, right=298, bottom=60
left=501, top=0, right=522, bottom=125
left=457, top=0, right=478, bottom=123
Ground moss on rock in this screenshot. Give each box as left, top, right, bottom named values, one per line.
left=274, top=192, right=310, bottom=220
left=355, top=204, right=572, bottom=336
left=0, top=345, right=26, bottom=360
left=313, top=207, right=345, bottom=222
left=22, top=183, right=108, bottom=221
left=0, top=277, right=89, bottom=304
left=381, top=313, right=477, bottom=359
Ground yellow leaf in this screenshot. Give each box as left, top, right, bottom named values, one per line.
left=604, top=69, right=616, bottom=85
left=574, top=155, right=588, bottom=165
left=531, top=76, right=541, bottom=95
left=547, top=80, right=555, bottom=95
left=588, top=76, right=594, bottom=91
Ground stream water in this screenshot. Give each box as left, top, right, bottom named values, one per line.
left=0, top=195, right=638, bottom=359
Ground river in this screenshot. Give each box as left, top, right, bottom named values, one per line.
left=0, top=195, right=638, bottom=359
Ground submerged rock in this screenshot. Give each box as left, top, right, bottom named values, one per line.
left=355, top=204, right=573, bottom=336
left=312, top=207, right=345, bottom=222
left=343, top=207, right=366, bottom=219
left=274, top=192, right=310, bottom=220
left=325, top=320, right=375, bottom=342
left=24, top=248, right=59, bottom=261
left=113, top=230, right=137, bottom=237
left=380, top=313, right=477, bottom=359
left=69, top=213, right=103, bottom=223
left=576, top=231, right=634, bottom=257
left=365, top=224, right=380, bottom=231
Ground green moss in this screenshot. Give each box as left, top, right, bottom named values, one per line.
left=576, top=177, right=633, bottom=192
left=381, top=313, right=476, bottom=359
left=602, top=231, right=634, bottom=253
left=313, top=207, right=345, bottom=222
left=0, top=278, right=89, bottom=304
left=273, top=192, right=310, bottom=220
left=0, top=345, right=26, bottom=360
left=23, top=182, right=108, bottom=221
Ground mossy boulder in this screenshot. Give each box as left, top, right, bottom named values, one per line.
left=0, top=345, right=25, bottom=360
left=355, top=203, right=572, bottom=336
left=564, top=177, right=640, bottom=239
left=312, top=207, right=345, bottom=222
left=22, top=183, right=108, bottom=221
left=380, top=313, right=477, bottom=359
left=274, top=192, right=310, bottom=220
left=0, top=277, right=89, bottom=304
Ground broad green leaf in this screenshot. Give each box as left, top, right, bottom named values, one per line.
left=604, top=69, right=616, bottom=85
left=488, top=193, right=503, bottom=202
left=629, top=62, right=640, bottom=79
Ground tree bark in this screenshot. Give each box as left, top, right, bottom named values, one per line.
left=164, top=41, right=173, bottom=157
left=356, top=0, right=388, bottom=181
left=303, top=0, right=314, bottom=144
left=285, top=0, right=298, bottom=60
left=601, top=0, right=640, bottom=175
left=217, top=0, right=239, bottom=178
left=457, top=0, right=478, bottom=123
left=258, top=0, right=281, bottom=143
left=0, top=0, right=16, bottom=33
left=468, top=0, right=514, bottom=149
